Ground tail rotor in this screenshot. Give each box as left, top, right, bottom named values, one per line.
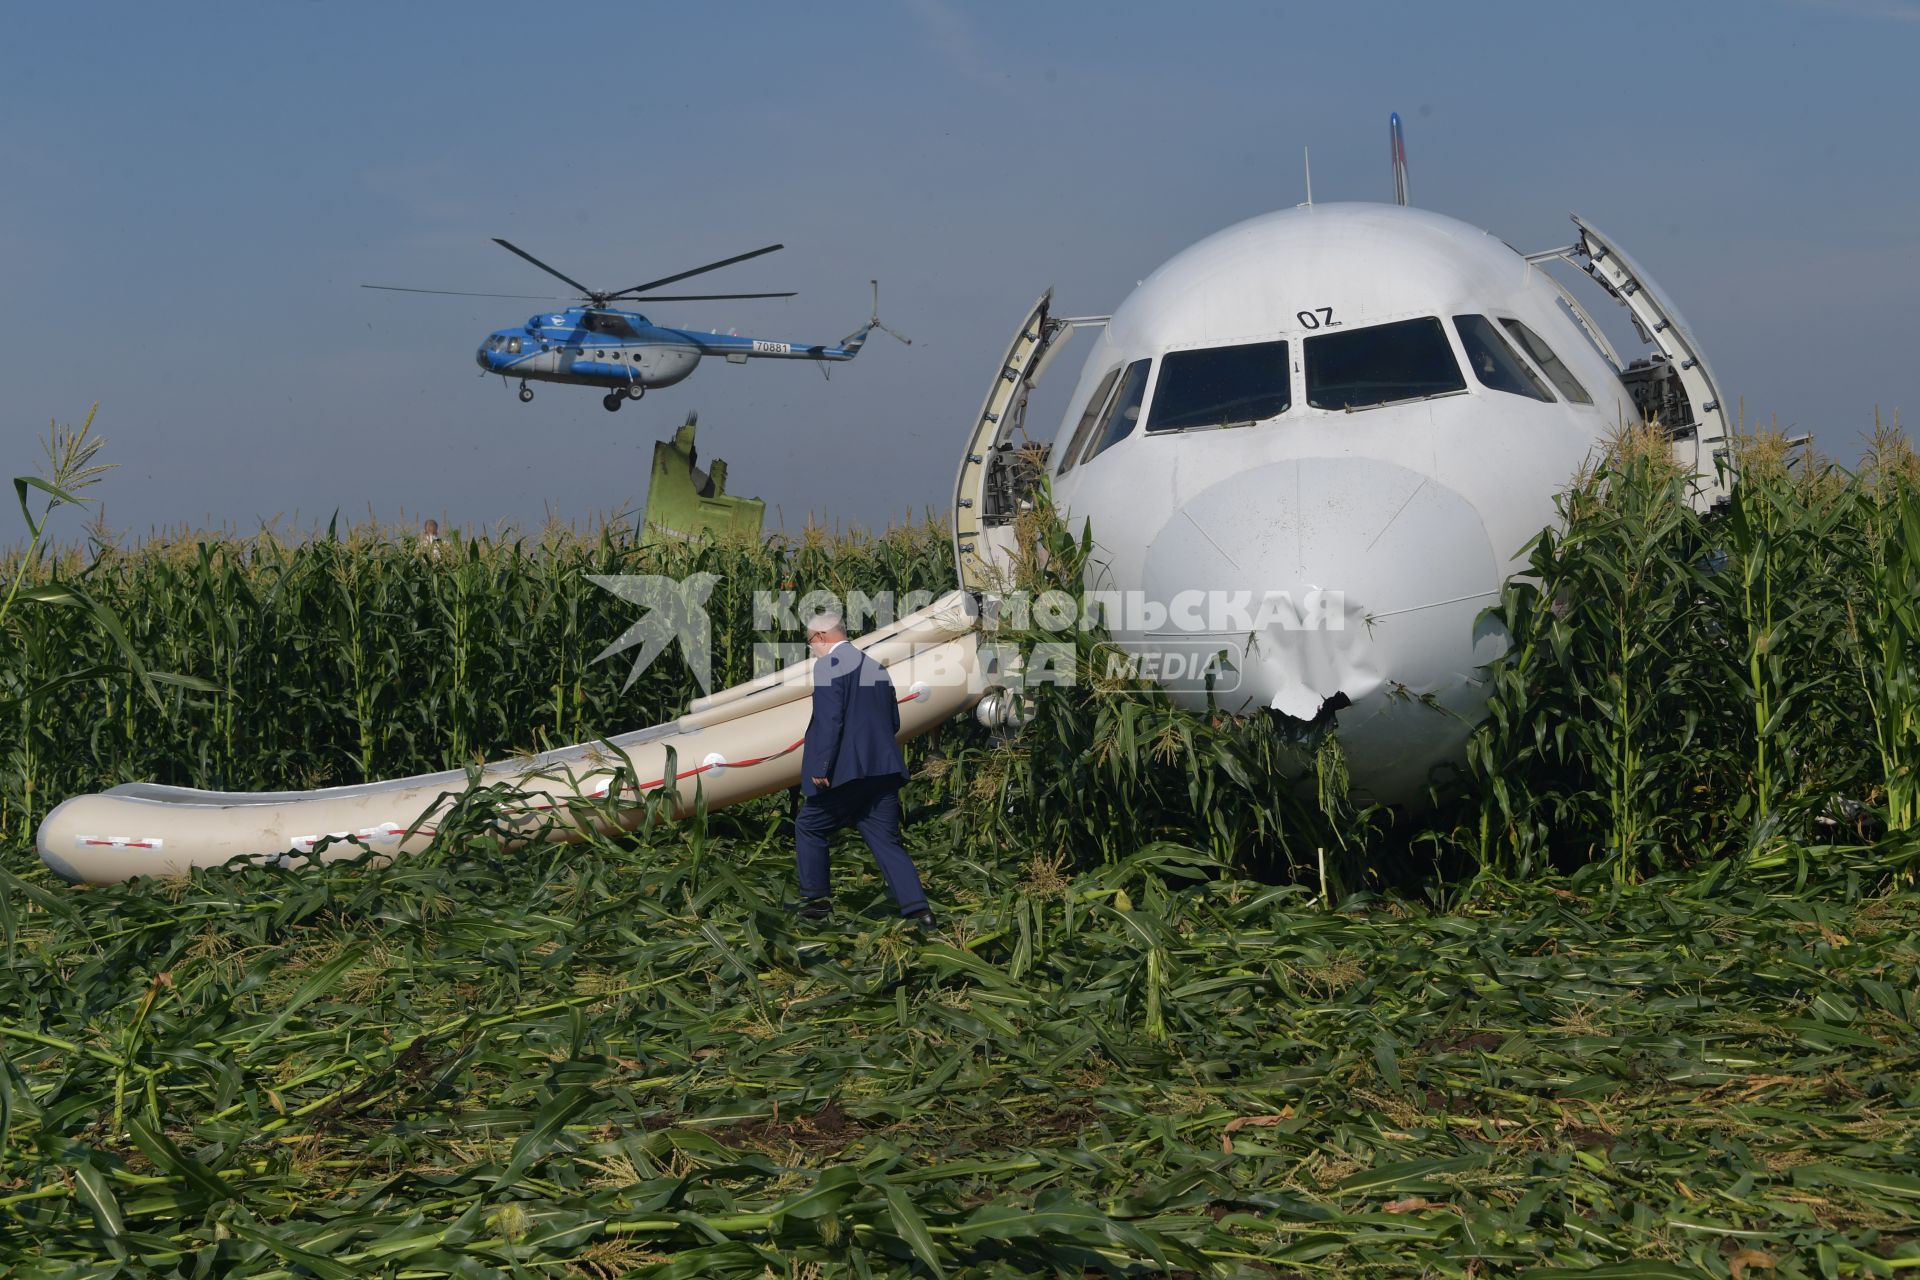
left=844, top=279, right=912, bottom=352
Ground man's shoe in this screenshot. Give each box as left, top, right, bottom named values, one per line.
left=796, top=897, right=833, bottom=920
left=904, top=909, right=937, bottom=931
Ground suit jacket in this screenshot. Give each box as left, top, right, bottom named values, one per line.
left=800, top=641, right=908, bottom=797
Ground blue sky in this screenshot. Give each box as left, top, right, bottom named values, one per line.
left=3, top=1, right=1915, bottom=540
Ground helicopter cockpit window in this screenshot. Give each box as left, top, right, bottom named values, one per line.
left=1056, top=365, right=1123, bottom=476
left=586, top=313, right=640, bottom=339
left=1080, top=358, right=1153, bottom=466
left=1500, top=318, right=1593, bottom=405
left=1146, top=339, right=1290, bottom=433
left=507, top=337, right=522, bottom=355
left=1453, top=315, right=1553, bottom=403
left=1304, top=317, right=1465, bottom=412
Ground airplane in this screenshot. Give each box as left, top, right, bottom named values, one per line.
left=37, top=115, right=1744, bottom=881
left=954, top=113, right=1733, bottom=804
left=365, top=240, right=907, bottom=412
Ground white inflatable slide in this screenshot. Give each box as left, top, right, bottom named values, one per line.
left=39, top=592, right=984, bottom=884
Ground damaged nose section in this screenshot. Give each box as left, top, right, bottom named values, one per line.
left=1139, top=457, right=1505, bottom=792
left=1246, top=584, right=1382, bottom=721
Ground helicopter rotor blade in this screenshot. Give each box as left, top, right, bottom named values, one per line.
left=609, top=243, right=784, bottom=299
left=491, top=238, right=596, bottom=297
left=362, top=284, right=571, bottom=300
left=617, top=291, right=797, bottom=302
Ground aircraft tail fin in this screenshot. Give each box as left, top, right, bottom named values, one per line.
left=1391, top=112, right=1409, bottom=206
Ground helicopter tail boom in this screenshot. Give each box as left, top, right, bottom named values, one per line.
left=687, top=281, right=909, bottom=364
left=683, top=332, right=863, bottom=362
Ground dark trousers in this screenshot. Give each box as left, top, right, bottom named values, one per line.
left=795, top=776, right=927, bottom=916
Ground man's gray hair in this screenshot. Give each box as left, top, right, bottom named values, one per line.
left=805, top=611, right=847, bottom=638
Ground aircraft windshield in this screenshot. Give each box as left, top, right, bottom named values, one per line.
left=1453, top=314, right=1553, bottom=403
left=1080, top=359, right=1152, bottom=466
left=1501, top=318, right=1593, bottom=405
left=1146, top=339, right=1290, bottom=432
left=1304, top=317, right=1464, bottom=411
left=1057, top=365, right=1122, bottom=477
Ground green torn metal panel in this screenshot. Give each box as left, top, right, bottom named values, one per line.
left=641, top=412, right=766, bottom=540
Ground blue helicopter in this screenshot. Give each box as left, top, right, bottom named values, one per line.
left=365, top=239, right=907, bottom=411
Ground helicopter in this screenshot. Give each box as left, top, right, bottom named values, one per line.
left=365, top=240, right=908, bottom=411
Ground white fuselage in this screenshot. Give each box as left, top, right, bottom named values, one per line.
left=1049, top=203, right=1633, bottom=801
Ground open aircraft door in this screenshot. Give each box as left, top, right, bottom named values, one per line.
left=1537, top=216, right=1734, bottom=510
left=954, top=292, right=1054, bottom=591
left=952, top=293, right=1113, bottom=590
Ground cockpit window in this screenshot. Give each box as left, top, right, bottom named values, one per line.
left=1453, top=314, right=1553, bottom=402
left=586, top=313, right=639, bottom=338
left=507, top=337, right=522, bottom=355
left=1056, top=365, right=1122, bottom=476
left=1304, top=317, right=1465, bottom=411
left=1500, top=318, right=1593, bottom=405
left=1080, top=359, right=1152, bottom=466
left=1146, top=339, right=1290, bottom=432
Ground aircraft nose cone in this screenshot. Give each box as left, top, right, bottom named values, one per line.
left=1138, top=457, right=1508, bottom=797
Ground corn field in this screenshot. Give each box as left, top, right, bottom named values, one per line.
left=3, top=415, right=1918, bottom=1276
left=1461, top=423, right=1920, bottom=879
left=0, top=513, right=956, bottom=844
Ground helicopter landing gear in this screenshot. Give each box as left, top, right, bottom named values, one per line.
left=625, top=383, right=646, bottom=401
left=602, top=391, right=624, bottom=412
left=518, top=382, right=534, bottom=403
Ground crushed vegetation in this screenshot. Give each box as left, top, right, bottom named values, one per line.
left=3, top=828, right=1917, bottom=1277
left=2, top=420, right=1918, bottom=1275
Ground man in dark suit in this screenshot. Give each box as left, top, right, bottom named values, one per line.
left=794, top=612, right=935, bottom=928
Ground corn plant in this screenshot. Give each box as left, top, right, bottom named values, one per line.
left=1854, top=422, right=1920, bottom=835
left=1464, top=428, right=1730, bottom=877
left=2, top=407, right=211, bottom=833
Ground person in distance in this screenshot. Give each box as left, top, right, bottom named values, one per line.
left=793, top=612, right=935, bottom=930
